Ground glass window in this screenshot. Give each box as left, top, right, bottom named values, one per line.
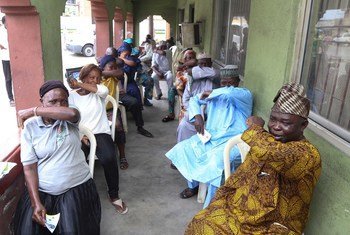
left=301, top=0, right=350, bottom=141
left=212, top=0, right=251, bottom=75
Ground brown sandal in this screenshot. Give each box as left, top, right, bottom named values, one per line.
left=120, top=156, right=128, bottom=170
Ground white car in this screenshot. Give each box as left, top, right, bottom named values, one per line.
left=333, top=33, right=350, bottom=43
left=66, top=32, right=95, bottom=57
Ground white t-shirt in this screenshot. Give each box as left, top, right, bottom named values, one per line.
left=68, top=84, right=111, bottom=135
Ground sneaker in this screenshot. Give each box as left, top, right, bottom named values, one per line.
left=9, top=100, right=15, bottom=107
left=137, top=127, right=153, bottom=138
left=143, top=98, right=153, bottom=106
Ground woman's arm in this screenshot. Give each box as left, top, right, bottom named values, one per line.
left=119, top=52, right=137, bottom=67
left=23, top=163, right=46, bottom=226
left=18, top=107, right=80, bottom=128
left=68, top=78, right=98, bottom=94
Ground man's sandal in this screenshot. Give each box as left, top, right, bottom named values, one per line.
left=120, top=156, right=129, bottom=170
left=162, top=115, right=175, bottom=122
left=179, top=187, right=199, bottom=199
left=111, top=199, right=128, bottom=215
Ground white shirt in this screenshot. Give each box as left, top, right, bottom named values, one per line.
left=21, top=117, right=91, bottom=195
left=68, top=84, right=111, bottom=135
left=151, top=51, right=171, bottom=73
left=0, top=27, right=10, bottom=61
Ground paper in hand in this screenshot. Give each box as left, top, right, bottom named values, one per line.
left=45, top=213, right=60, bottom=233
left=197, top=129, right=211, bottom=144
left=0, top=162, right=17, bottom=179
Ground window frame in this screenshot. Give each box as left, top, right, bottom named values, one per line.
left=292, top=0, right=350, bottom=152
left=211, top=0, right=251, bottom=75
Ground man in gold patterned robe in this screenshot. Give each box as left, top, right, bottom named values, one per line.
left=185, top=83, right=322, bottom=235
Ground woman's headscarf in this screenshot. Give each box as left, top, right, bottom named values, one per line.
left=117, top=42, right=132, bottom=56
left=39, top=80, right=69, bottom=98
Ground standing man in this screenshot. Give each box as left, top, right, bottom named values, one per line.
left=0, top=16, right=14, bottom=107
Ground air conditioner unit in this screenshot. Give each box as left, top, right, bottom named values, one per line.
left=180, top=22, right=203, bottom=48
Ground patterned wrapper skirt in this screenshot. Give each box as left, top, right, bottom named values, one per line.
left=13, top=178, right=101, bottom=235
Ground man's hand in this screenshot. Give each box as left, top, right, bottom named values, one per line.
left=194, top=114, right=205, bottom=135
left=246, top=116, right=265, bottom=128
left=81, top=135, right=90, bottom=146
left=32, top=202, right=46, bottom=227
left=17, top=108, right=36, bottom=129
left=200, top=91, right=212, bottom=100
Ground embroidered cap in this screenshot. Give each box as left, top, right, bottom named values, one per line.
left=197, top=52, right=211, bottom=60
left=220, top=65, right=240, bottom=79
left=272, top=83, right=310, bottom=119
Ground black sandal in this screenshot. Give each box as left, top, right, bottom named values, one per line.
left=120, top=156, right=129, bottom=170
left=162, top=115, right=175, bottom=122
left=179, top=187, right=199, bottom=199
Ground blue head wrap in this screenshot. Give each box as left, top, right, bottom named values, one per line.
left=99, top=55, right=116, bottom=70
left=117, top=42, right=132, bottom=56
left=124, top=38, right=133, bottom=44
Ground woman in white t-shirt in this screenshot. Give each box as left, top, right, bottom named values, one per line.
left=68, top=64, right=128, bottom=214
left=14, top=80, right=101, bottom=234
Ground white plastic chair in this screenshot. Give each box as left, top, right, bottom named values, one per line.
left=123, top=73, right=128, bottom=91
left=79, top=124, right=97, bottom=178
left=133, top=71, right=144, bottom=105
left=197, top=133, right=251, bottom=203
left=118, top=76, right=128, bottom=133
left=105, top=95, right=118, bottom=141
left=223, top=133, right=251, bottom=180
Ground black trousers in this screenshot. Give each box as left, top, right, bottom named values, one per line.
left=82, top=133, right=119, bottom=199
left=2, top=60, right=13, bottom=101
left=14, top=179, right=101, bottom=235
left=120, top=93, right=144, bottom=127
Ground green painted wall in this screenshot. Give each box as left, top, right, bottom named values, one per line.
left=31, top=0, right=66, bottom=82
left=244, top=0, right=350, bottom=233
left=133, top=0, right=177, bottom=44
left=176, top=0, right=214, bottom=54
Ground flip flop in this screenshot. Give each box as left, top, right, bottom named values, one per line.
left=120, top=157, right=129, bottom=170
left=111, top=199, right=128, bottom=215
left=162, top=115, right=175, bottom=122
left=179, top=187, right=199, bottom=199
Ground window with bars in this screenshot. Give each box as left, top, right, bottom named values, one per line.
left=301, top=0, right=350, bottom=142
left=211, top=0, right=251, bottom=76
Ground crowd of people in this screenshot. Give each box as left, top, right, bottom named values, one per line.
left=14, top=33, right=322, bottom=234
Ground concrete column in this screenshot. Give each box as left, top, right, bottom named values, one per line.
left=148, top=15, right=154, bottom=37
left=91, top=0, right=110, bottom=58
left=126, top=12, right=133, bottom=38
left=114, top=7, right=123, bottom=48
left=0, top=4, right=45, bottom=111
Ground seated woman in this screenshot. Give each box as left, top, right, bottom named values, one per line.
left=185, top=83, right=322, bottom=235
left=14, top=80, right=101, bottom=234
left=162, top=49, right=197, bottom=122
left=67, top=64, right=128, bottom=214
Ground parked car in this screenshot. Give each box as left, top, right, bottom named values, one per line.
left=333, top=32, right=350, bottom=43
left=66, top=32, right=95, bottom=57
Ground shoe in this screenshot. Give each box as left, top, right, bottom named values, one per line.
left=179, top=187, right=199, bottom=199
left=110, top=198, right=128, bottom=215
left=137, top=127, right=154, bottom=138
left=9, top=100, right=15, bottom=107
left=162, top=115, right=175, bottom=122
left=155, top=93, right=162, bottom=100
left=143, top=98, right=153, bottom=106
